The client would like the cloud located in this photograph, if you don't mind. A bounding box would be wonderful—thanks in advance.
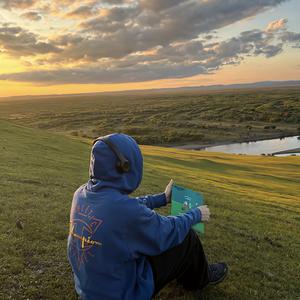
[281,31,300,47]
[46,0,287,65]
[0,63,207,84]
[0,23,61,56]
[64,5,98,19]
[79,6,140,33]
[0,26,294,84]
[20,11,42,21]
[0,0,299,85]
[139,0,187,11]
[0,0,38,10]
[266,18,287,32]
[101,0,131,4]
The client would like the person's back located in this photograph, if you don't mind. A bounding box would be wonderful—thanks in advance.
[69,186,157,300]
[68,133,228,300]
[68,134,152,299]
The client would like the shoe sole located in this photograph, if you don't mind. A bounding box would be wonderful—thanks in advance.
[208,263,229,285]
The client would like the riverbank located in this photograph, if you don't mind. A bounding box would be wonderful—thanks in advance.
[169,135,300,156]
[169,133,300,151]
[272,147,300,155]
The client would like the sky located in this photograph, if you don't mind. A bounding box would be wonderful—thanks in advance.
[0,0,299,97]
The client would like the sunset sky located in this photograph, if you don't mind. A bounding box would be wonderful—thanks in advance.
[0,0,299,97]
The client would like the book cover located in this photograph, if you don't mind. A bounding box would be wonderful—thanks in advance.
[171,184,205,234]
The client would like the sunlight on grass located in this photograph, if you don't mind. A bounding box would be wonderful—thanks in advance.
[0,120,299,299]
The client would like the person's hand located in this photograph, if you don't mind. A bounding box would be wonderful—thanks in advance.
[198,205,210,222]
[164,179,174,203]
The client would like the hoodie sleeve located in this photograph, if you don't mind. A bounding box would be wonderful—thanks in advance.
[135,193,167,209]
[124,199,202,257]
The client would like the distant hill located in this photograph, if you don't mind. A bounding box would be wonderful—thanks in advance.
[172,80,300,92]
[1,80,300,100]
[105,80,300,95]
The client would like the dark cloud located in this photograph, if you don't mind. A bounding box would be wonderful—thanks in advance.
[0,23,61,56]
[0,63,207,84]
[254,44,283,57]
[79,6,140,32]
[0,26,295,84]
[2,0,289,62]
[214,29,284,62]
[135,0,288,41]
[139,0,187,11]
[20,11,42,21]
[65,5,97,19]
[281,31,300,47]
[101,0,131,3]
[50,34,84,47]
[73,0,288,62]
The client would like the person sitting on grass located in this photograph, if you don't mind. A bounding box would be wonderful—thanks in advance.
[67,133,228,300]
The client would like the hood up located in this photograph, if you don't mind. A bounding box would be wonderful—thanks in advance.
[87,133,143,194]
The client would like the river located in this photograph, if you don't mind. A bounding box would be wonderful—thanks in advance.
[202,135,300,156]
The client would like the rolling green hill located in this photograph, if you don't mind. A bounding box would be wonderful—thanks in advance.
[0,119,299,299]
[0,88,299,146]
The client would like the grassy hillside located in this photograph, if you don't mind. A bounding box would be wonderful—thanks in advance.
[0,119,299,299]
[0,88,299,146]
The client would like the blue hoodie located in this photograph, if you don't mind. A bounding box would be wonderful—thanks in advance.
[67,134,201,300]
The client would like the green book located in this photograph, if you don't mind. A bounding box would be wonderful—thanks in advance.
[171,184,205,234]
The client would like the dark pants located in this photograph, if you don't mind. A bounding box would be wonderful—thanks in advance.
[148,229,210,296]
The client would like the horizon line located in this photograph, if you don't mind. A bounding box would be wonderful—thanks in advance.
[1,79,300,100]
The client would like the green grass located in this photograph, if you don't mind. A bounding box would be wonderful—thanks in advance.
[0,119,299,299]
[0,88,299,145]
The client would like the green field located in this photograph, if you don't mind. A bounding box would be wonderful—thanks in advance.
[0,88,299,146]
[1,119,299,299]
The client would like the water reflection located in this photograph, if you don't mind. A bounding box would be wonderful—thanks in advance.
[204,135,300,155]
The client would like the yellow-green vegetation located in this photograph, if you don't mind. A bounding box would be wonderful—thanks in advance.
[0,88,299,145]
[0,119,299,299]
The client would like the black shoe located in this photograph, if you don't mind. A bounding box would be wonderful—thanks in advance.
[208,262,228,285]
